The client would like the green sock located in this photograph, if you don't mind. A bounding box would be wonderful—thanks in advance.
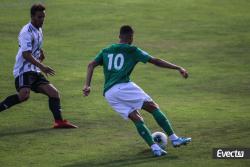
[134,121,154,146]
[151,108,174,136]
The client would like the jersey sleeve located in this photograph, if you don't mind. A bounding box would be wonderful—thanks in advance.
[94,50,104,65]
[19,31,33,52]
[134,48,152,63]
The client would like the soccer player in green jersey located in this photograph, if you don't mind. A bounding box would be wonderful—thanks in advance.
[83,25,191,157]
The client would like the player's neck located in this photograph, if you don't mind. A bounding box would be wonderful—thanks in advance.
[119,40,130,45]
[30,21,40,30]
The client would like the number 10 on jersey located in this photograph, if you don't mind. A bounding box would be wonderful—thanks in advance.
[107,53,124,70]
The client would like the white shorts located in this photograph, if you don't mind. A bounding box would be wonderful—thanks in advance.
[104,82,153,120]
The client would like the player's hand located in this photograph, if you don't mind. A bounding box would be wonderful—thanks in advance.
[83,86,91,96]
[178,67,188,79]
[40,65,55,76]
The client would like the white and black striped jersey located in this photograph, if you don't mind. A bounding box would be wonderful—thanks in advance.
[13,22,43,78]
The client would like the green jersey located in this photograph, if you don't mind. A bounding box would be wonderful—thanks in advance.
[94,43,152,95]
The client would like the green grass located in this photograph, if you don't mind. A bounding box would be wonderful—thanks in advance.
[0,0,250,166]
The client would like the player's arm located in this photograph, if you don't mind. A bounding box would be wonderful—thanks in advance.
[22,51,55,76]
[83,60,100,96]
[148,57,188,79]
[39,49,45,62]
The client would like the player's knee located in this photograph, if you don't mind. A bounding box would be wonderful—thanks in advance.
[54,89,60,98]
[151,101,159,109]
[131,117,144,122]
[49,88,60,98]
[18,92,30,102]
[129,111,144,122]
[143,101,159,112]
[134,115,144,122]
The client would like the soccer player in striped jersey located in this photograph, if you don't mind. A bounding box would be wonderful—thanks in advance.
[0,3,77,128]
[83,25,191,156]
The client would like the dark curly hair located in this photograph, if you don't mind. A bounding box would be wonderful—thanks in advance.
[120,25,134,35]
[30,3,45,16]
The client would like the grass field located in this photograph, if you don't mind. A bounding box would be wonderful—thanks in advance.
[0,0,250,166]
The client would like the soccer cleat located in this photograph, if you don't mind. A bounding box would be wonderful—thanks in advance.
[53,119,78,129]
[172,137,191,147]
[152,148,167,157]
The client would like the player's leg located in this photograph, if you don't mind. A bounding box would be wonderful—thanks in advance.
[0,73,33,112]
[37,83,62,120]
[142,101,176,138]
[142,101,191,147]
[0,88,30,112]
[36,83,77,128]
[128,110,167,156]
[129,110,154,146]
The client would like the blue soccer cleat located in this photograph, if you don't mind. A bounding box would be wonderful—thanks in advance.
[152,148,167,157]
[172,137,191,147]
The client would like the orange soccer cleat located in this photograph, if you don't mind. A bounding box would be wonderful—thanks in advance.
[53,119,78,129]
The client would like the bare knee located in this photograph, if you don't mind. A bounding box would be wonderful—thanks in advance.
[18,89,30,102]
[50,88,60,98]
[45,85,60,98]
[129,110,144,122]
[142,101,159,113]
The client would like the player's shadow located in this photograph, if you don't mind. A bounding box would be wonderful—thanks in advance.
[0,128,53,138]
[64,150,179,167]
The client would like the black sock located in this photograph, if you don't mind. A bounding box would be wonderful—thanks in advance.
[49,97,63,121]
[0,94,21,112]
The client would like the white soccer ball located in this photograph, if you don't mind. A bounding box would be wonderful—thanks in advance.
[152,131,168,149]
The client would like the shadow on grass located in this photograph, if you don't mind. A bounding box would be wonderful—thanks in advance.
[0,128,54,138]
[64,150,179,167]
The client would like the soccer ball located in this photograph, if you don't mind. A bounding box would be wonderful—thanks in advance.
[152,132,168,149]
